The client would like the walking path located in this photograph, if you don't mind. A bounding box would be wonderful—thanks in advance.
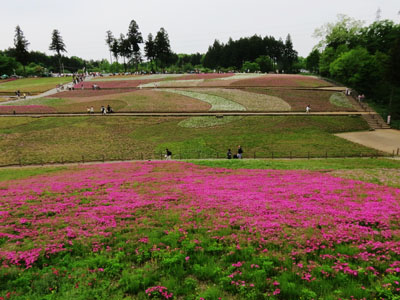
[336,129,400,154]
[0,111,375,117]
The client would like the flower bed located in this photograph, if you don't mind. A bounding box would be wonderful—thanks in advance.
[231,74,334,88]
[54,89,138,98]
[0,105,56,114]
[177,73,235,80]
[74,79,160,89]
[163,89,246,111]
[0,161,399,299]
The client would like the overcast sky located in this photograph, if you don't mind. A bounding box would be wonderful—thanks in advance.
[1,0,399,61]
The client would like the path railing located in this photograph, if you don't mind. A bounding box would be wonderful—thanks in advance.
[2,149,398,168]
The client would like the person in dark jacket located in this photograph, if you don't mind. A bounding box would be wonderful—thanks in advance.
[237,145,243,159]
[165,148,172,160]
[227,149,232,159]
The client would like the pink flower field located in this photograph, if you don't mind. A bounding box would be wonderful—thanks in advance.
[0,161,399,299]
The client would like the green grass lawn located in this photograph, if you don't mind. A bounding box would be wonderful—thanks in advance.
[0,166,65,181]
[0,115,377,166]
[189,157,400,170]
[0,77,72,94]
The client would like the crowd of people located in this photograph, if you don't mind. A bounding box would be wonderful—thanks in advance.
[72,74,85,85]
[14,90,26,99]
[227,145,243,159]
[86,105,114,114]
[163,146,244,160]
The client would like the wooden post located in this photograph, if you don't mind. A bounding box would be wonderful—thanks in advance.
[290,151,292,159]
[141,153,143,160]
[397,148,399,156]
[102,154,105,162]
[61,156,64,164]
[308,152,310,160]
[19,158,22,167]
[272,152,274,159]
[160,152,162,160]
[325,151,328,159]
[254,152,256,159]
[82,155,85,164]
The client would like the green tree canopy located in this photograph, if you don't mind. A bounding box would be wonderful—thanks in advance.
[13,25,29,73]
[105,30,115,64]
[306,49,320,73]
[154,28,173,68]
[49,29,67,73]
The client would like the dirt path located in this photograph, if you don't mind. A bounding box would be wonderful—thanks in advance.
[336,129,400,154]
[0,111,373,117]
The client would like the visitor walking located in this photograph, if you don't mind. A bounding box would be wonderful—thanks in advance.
[306,105,311,114]
[237,145,243,159]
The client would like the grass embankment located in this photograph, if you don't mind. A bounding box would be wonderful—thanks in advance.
[0,166,65,181]
[0,77,72,94]
[0,115,375,165]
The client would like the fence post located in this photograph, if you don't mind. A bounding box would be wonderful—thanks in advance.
[308,152,310,160]
[397,148,399,156]
[102,154,105,162]
[19,158,22,167]
[254,152,256,159]
[160,152,162,160]
[141,153,143,160]
[216,152,219,159]
[180,152,182,160]
[271,152,274,159]
[82,155,85,164]
[325,151,328,159]
[290,151,292,159]
[198,152,200,159]
[61,156,64,164]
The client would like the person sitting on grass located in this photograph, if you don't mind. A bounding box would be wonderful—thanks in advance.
[227,149,232,159]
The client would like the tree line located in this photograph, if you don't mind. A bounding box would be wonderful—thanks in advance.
[0,20,301,76]
[305,15,400,125]
[0,25,88,76]
[203,34,299,73]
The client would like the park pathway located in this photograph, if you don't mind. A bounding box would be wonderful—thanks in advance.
[0,111,375,117]
[336,129,400,155]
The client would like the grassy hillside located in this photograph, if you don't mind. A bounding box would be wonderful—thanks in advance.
[0,115,374,165]
[0,77,72,94]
